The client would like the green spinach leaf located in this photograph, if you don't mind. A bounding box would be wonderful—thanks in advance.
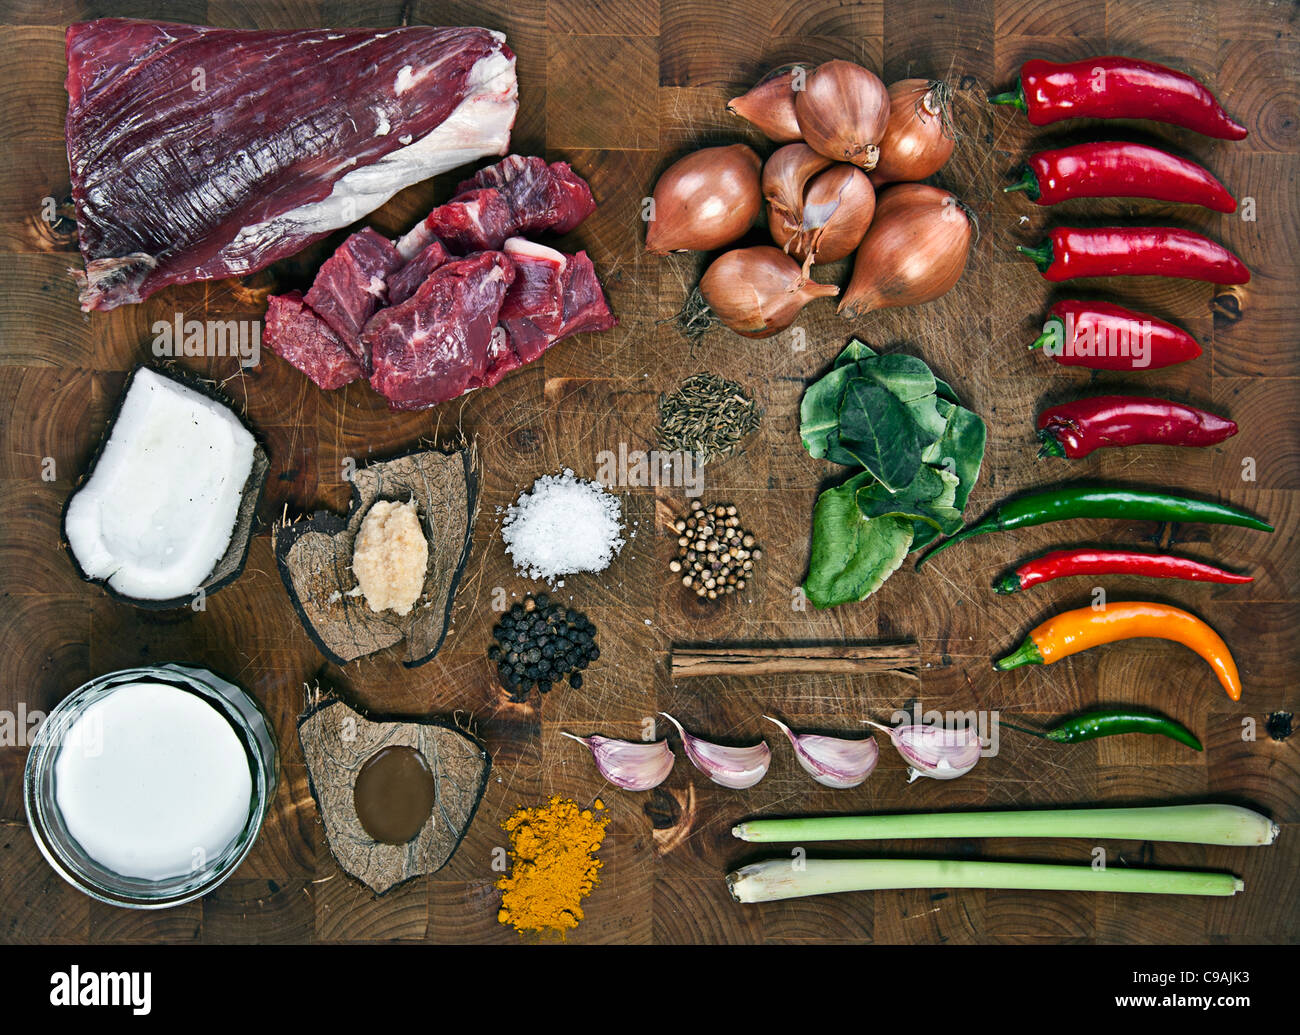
[800,364,853,460]
[798,341,987,605]
[921,401,987,512]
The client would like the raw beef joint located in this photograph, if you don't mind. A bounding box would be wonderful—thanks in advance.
[65,19,518,311]
[397,155,597,256]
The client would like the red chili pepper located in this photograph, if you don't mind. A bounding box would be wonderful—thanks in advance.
[1029,300,1202,371]
[994,549,1254,594]
[1036,395,1237,458]
[990,56,1247,140]
[1018,227,1250,284]
[1005,142,1236,212]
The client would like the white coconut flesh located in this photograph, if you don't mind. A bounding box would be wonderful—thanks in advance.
[64,368,256,601]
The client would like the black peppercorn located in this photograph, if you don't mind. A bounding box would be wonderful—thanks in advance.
[488,593,600,700]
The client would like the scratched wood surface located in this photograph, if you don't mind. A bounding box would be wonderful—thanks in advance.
[0,0,1297,945]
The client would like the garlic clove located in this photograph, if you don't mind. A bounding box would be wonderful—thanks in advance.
[659,713,771,790]
[766,716,878,789]
[866,721,982,782]
[561,732,675,791]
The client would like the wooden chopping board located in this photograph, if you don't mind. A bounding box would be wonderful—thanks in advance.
[0,0,1296,946]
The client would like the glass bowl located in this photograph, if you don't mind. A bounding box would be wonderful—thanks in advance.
[24,663,278,909]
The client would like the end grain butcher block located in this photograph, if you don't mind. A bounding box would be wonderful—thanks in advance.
[0,0,1295,950]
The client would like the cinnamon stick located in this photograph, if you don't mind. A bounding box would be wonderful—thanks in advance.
[670,642,920,679]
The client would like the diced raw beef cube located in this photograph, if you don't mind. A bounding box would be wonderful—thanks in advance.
[362,251,516,411]
[455,155,596,235]
[498,238,617,362]
[477,326,524,389]
[303,228,403,365]
[386,237,453,306]
[397,155,597,255]
[265,291,362,390]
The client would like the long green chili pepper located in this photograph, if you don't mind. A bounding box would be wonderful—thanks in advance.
[917,486,1272,568]
[1004,710,1203,751]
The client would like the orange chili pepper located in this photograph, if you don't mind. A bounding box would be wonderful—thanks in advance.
[994,601,1241,700]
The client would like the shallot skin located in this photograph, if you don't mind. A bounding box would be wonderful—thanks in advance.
[784,164,876,268]
[645,144,763,255]
[796,60,891,171]
[839,182,973,317]
[870,79,956,187]
[727,66,807,143]
[763,143,834,233]
[700,246,838,339]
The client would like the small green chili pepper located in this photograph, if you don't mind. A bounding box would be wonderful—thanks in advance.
[918,485,1272,568]
[1004,710,1203,752]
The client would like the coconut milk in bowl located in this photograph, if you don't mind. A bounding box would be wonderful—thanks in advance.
[24,664,278,908]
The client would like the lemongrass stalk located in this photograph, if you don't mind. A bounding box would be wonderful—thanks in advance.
[732,804,1279,847]
[726,858,1243,903]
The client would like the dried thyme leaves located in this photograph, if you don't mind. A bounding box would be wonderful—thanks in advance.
[656,373,761,465]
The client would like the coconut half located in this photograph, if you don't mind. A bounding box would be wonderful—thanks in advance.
[62,366,269,607]
[273,444,478,666]
[298,695,491,895]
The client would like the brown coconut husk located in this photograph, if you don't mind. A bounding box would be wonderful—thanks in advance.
[298,694,490,894]
[273,443,478,666]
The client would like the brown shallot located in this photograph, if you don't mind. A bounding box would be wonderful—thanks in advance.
[700,246,839,338]
[870,79,956,187]
[645,144,763,255]
[795,60,891,170]
[839,183,974,318]
[727,65,808,143]
[772,163,876,272]
[762,143,833,236]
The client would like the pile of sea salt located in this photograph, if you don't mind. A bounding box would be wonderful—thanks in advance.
[501,470,625,583]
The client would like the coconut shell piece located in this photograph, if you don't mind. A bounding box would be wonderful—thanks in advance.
[273,444,478,666]
[298,697,490,894]
[61,363,269,610]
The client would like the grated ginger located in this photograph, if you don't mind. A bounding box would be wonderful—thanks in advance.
[351,499,428,616]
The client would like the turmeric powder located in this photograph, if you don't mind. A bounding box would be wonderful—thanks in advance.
[496,796,609,935]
